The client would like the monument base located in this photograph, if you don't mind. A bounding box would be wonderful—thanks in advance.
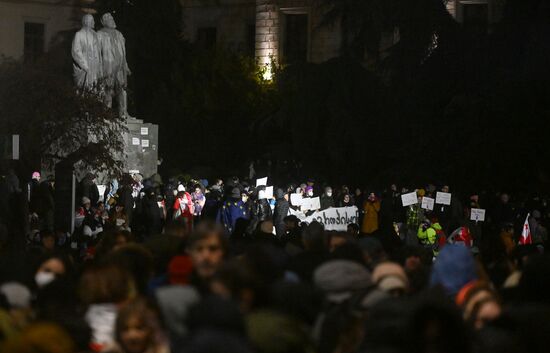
[123,118,159,178]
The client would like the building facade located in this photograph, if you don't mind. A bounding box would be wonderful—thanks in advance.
[0,0,505,65]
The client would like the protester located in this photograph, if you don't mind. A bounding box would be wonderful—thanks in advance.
[1,169,550,353]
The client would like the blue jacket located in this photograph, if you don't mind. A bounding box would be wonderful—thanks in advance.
[217,199,249,234]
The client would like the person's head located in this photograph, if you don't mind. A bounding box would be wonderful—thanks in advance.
[82,14,94,29]
[82,196,91,209]
[500,193,509,204]
[194,186,202,194]
[368,192,376,202]
[188,221,228,280]
[324,187,333,197]
[34,253,71,288]
[328,232,352,252]
[391,184,397,192]
[241,191,249,203]
[284,215,299,231]
[210,260,260,313]
[441,185,450,193]
[79,263,134,305]
[41,231,56,251]
[101,12,116,29]
[305,186,314,197]
[343,194,351,204]
[115,298,165,353]
[302,221,326,251]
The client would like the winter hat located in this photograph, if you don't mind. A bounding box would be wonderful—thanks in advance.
[0,282,32,309]
[177,184,186,192]
[230,187,241,199]
[168,255,193,285]
[372,262,408,287]
[314,260,372,303]
[32,171,41,180]
[430,244,477,297]
[305,186,314,194]
[81,196,91,205]
[275,188,285,200]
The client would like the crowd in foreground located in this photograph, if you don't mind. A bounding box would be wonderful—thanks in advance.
[0,170,549,353]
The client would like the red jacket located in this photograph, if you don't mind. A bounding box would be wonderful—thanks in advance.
[173,193,194,218]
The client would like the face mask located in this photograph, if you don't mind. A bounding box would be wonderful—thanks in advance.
[35,271,55,288]
[242,197,248,203]
[326,192,332,197]
[307,191,313,197]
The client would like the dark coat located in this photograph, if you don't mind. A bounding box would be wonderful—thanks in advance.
[247,199,272,235]
[273,199,290,237]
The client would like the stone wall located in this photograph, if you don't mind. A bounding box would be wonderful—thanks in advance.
[0,0,80,59]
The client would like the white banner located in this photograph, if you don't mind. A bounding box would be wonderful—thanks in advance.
[291,206,359,231]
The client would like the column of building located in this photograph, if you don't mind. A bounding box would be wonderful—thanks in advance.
[255,0,279,79]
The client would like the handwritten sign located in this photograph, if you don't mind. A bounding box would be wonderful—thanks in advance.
[290,193,303,206]
[256,177,268,187]
[470,208,486,222]
[401,192,418,207]
[132,137,140,146]
[421,197,435,211]
[436,192,452,205]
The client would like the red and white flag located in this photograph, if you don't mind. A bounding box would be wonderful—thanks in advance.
[519,213,532,245]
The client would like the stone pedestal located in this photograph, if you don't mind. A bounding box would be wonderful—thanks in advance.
[123,118,159,177]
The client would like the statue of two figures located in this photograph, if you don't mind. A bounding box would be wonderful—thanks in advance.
[71,13,133,119]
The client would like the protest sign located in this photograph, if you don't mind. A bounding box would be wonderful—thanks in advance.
[401,192,418,207]
[132,137,140,146]
[141,139,150,148]
[301,206,359,231]
[421,197,435,210]
[264,186,274,199]
[301,198,313,211]
[140,127,148,135]
[256,177,268,187]
[290,193,303,206]
[97,185,107,202]
[436,192,452,205]
[310,197,321,210]
[470,208,486,222]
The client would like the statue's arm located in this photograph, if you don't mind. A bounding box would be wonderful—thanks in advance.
[71,34,89,72]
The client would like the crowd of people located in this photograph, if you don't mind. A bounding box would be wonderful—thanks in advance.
[0,169,549,353]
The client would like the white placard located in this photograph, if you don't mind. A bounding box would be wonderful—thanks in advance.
[300,198,312,211]
[421,197,435,210]
[140,127,148,135]
[290,193,303,206]
[97,185,107,202]
[436,192,452,205]
[264,186,274,199]
[132,137,140,146]
[256,177,268,187]
[310,197,321,210]
[141,139,150,147]
[470,208,486,222]
[401,192,418,207]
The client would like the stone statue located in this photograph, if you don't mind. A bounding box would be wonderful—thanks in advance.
[98,13,132,118]
[72,14,102,91]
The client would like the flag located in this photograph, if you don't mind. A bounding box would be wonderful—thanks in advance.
[519,213,532,245]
